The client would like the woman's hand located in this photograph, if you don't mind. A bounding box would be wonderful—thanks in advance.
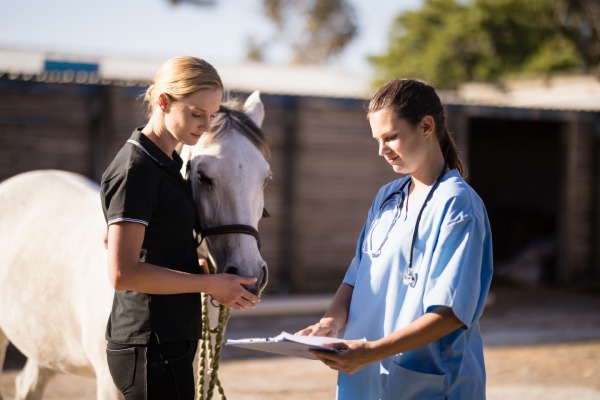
[207,274,261,311]
[310,306,464,374]
[310,340,375,375]
[296,284,353,338]
[296,317,340,338]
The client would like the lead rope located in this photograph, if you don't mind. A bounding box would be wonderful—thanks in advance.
[196,259,231,400]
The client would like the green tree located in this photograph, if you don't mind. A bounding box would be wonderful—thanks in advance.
[249,0,358,64]
[371,0,586,88]
[558,0,600,75]
[165,0,357,65]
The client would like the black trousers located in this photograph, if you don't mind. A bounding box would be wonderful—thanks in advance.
[107,336,198,400]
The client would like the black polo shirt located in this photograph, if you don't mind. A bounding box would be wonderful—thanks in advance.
[101,127,202,345]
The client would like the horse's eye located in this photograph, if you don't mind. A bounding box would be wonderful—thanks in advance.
[263,175,272,189]
[197,173,213,186]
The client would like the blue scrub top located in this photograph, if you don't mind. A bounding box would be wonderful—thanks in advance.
[340,169,493,400]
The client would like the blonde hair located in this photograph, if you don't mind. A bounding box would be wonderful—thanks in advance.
[144,56,223,116]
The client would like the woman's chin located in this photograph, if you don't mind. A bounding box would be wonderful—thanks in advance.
[185,134,202,146]
[392,165,408,174]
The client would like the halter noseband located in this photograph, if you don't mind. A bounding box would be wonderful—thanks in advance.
[198,224,261,249]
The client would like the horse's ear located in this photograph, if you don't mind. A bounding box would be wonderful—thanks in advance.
[243,90,265,128]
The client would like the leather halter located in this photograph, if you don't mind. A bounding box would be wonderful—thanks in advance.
[198,224,261,249]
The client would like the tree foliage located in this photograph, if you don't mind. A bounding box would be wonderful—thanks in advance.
[370,0,597,88]
[165,0,357,65]
[249,0,358,64]
[557,0,600,73]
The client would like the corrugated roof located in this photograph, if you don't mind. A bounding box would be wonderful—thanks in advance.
[0,48,374,99]
[1,48,599,112]
[452,78,600,113]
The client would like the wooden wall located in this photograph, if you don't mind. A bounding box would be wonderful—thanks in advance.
[0,80,146,182]
[268,96,397,292]
[0,78,396,293]
[1,77,598,292]
[560,118,597,283]
[252,95,397,293]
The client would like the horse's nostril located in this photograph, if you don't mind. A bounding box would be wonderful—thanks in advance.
[258,264,268,292]
[224,265,239,276]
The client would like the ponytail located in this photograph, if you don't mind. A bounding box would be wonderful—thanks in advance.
[439,128,467,178]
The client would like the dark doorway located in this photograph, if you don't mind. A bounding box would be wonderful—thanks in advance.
[468,117,562,285]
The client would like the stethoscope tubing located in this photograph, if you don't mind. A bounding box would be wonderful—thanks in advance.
[367,165,448,286]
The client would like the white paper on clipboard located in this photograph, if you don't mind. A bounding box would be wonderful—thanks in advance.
[226,331,345,360]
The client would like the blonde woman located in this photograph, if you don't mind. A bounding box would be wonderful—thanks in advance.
[101,56,260,400]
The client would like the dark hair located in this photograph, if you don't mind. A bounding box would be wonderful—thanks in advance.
[367,79,467,177]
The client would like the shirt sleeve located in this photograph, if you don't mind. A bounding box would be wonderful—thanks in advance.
[102,166,155,227]
[422,199,493,328]
[342,222,368,287]
[342,185,389,287]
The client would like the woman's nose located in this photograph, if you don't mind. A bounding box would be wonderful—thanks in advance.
[378,141,387,157]
[199,115,211,130]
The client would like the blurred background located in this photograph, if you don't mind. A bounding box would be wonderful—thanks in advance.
[1,0,599,398]
[2,0,600,293]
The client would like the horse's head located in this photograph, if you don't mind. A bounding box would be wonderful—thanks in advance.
[182,91,271,295]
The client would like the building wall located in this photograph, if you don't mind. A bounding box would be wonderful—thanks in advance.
[280,96,397,292]
[0,80,94,179]
[0,79,397,293]
[561,118,597,283]
[249,95,397,293]
[1,77,598,292]
[0,80,146,182]
[447,105,600,287]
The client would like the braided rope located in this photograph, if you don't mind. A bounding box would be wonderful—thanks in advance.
[208,305,230,399]
[197,293,231,400]
[197,293,210,399]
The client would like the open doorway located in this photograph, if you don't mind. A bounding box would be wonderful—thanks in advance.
[468,117,562,286]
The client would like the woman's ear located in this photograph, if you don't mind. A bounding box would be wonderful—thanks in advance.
[158,93,170,112]
[420,115,435,139]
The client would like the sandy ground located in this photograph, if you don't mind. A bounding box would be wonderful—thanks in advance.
[2,285,600,399]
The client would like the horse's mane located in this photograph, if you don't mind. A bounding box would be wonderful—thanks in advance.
[207,98,271,160]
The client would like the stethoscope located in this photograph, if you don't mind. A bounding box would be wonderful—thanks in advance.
[362,165,448,287]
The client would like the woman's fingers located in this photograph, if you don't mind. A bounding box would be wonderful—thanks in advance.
[295,325,316,335]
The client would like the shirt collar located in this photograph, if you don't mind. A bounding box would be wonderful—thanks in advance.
[128,127,183,169]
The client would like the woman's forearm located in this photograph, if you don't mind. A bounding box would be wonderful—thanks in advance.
[321,283,354,330]
[370,306,464,361]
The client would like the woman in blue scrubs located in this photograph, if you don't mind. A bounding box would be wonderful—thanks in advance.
[298,79,493,399]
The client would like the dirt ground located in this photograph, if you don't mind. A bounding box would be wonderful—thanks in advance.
[2,285,600,399]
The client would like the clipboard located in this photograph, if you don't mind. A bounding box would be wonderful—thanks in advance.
[226,331,344,360]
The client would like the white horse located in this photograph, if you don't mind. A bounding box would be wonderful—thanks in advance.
[0,91,271,400]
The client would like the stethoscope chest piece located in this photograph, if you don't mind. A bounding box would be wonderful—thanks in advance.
[403,270,417,287]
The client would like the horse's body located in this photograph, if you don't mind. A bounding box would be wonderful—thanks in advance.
[0,171,115,399]
[0,91,270,399]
